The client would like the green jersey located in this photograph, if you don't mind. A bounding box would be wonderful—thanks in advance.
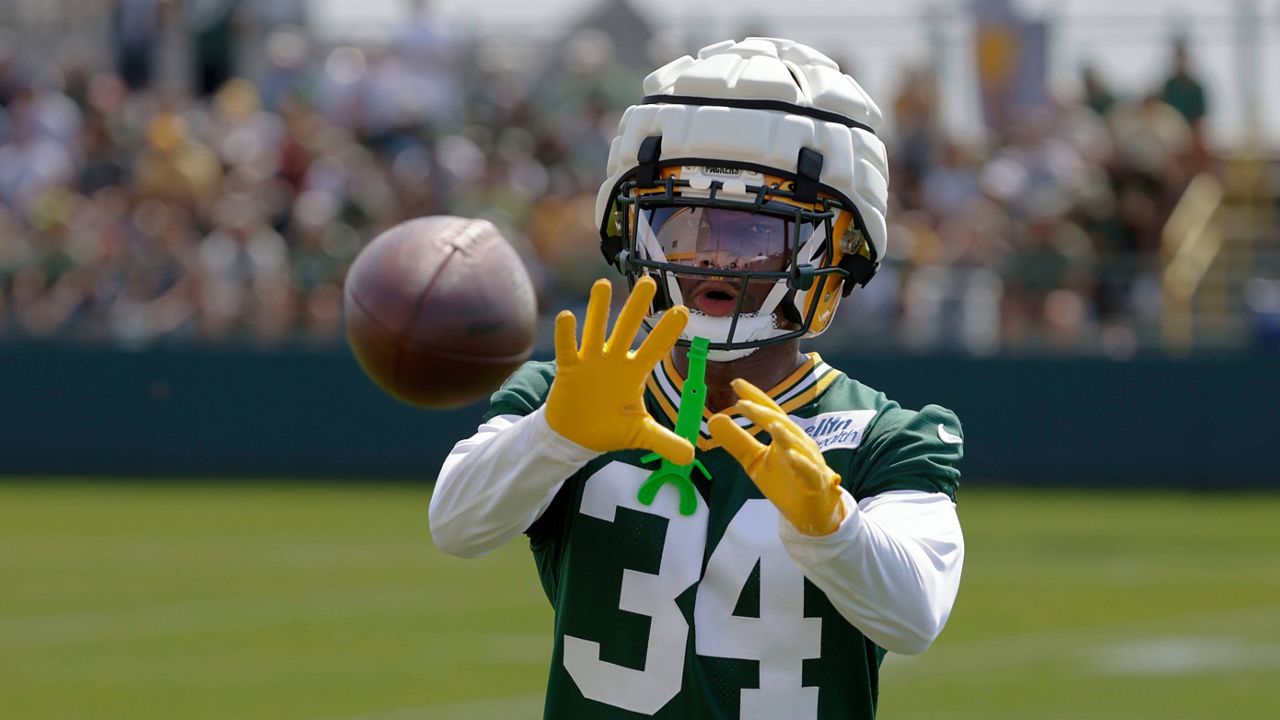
[484,352,962,719]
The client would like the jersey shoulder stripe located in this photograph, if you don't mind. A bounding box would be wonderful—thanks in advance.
[645,352,843,451]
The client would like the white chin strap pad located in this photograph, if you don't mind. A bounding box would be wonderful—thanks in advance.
[706,346,758,362]
[660,310,778,361]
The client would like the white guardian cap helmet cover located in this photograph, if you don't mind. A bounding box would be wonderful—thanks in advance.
[596,37,890,360]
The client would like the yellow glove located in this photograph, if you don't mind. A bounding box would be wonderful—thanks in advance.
[708,379,847,536]
[545,276,694,465]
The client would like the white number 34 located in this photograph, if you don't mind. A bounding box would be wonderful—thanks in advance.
[563,463,822,718]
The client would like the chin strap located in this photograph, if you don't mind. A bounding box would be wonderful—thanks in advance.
[678,308,782,361]
[706,346,759,362]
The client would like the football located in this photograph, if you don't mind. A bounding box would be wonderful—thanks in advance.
[343,216,538,408]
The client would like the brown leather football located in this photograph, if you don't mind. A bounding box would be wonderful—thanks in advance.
[344,216,537,408]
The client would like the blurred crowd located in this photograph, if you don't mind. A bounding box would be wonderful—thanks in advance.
[843,38,1213,356]
[0,3,1215,355]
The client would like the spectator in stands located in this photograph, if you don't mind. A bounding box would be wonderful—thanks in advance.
[133,112,222,209]
[1159,37,1211,171]
[0,88,76,211]
[1160,38,1207,129]
[0,20,1217,356]
[113,0,163,91]
[1081,63,1115,118]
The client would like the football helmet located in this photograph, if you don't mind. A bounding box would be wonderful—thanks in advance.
[596,37,890,360]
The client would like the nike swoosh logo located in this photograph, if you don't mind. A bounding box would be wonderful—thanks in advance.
[937,424,963,445]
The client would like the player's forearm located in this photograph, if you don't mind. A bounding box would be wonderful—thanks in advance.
[429,406,599,558]
[779,489,964,655]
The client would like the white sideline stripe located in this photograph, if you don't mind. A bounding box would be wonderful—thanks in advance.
[0,584,533,649]
[312,694,544,720]
[883,603,1280,677]
[1090,636,1280,676]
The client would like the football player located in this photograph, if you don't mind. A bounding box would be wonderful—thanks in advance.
[430,37,964,719]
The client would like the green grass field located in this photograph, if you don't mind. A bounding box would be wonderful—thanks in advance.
[2,482,1278,720]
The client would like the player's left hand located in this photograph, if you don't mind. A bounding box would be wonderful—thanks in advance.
[708,378,847,536]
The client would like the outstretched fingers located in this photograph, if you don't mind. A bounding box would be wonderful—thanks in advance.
[733,400,789,437]
[606,276,657,357]
[784,447,832,492]
[633,305,689,369]
[580,278,612,356]
[734,398,785,423]
[638,417,695,466]
[708,413,767,471]
[731,378,785,414]
[554,310,580,366]
[760,417,817,455]
[732,379,821,456]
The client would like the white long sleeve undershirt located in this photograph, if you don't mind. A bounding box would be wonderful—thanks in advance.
[780,489,964,654]
[429,407,597,559]
[428,408,964,654]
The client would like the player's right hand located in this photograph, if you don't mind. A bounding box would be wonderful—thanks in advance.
[545,276,694,465]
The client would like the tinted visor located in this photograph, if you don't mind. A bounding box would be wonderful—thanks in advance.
[642,206,816,273]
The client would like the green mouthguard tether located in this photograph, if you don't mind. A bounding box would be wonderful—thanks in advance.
[638,336,711,516]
